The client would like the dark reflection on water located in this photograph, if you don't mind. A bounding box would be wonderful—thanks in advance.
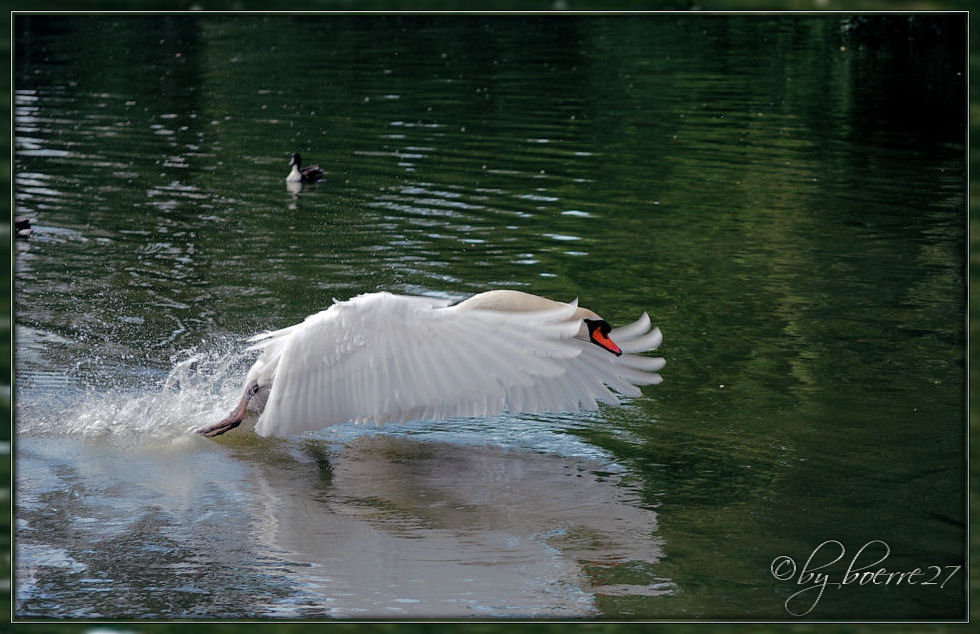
[14,14,964,619]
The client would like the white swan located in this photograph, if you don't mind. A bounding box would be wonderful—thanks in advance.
[196,290,665,438]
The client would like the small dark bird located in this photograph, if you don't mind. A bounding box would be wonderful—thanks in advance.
[286,153,325,183]
[15,216,32,240]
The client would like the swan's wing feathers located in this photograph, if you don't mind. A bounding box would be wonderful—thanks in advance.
[255,293,583,436]
[251,292,664,437]
[608,311,651,340]
[368,301,582,422]
[619,353,667,372]
[618,326,663,354]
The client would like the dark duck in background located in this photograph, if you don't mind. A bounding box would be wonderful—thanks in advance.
[286,153,325,183]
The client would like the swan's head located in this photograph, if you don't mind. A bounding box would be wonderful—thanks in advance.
[584,319,622,356]
[290,153,301,167]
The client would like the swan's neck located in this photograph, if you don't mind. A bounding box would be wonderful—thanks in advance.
[286,165,302,182]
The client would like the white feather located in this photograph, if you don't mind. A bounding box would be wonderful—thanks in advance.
[227,291,663,438]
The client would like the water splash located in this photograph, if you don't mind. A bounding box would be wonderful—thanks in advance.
[17,336,621,466]
[17,339,255,442]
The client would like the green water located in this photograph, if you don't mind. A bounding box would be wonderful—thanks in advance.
[13,14,965,619]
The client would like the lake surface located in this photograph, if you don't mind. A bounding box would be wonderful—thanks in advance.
[13,14,966,620]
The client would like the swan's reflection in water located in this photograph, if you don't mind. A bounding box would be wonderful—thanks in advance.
[16,429,669,618]
[236,435,668,617]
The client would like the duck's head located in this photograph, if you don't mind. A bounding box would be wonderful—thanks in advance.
[290,153,301,167]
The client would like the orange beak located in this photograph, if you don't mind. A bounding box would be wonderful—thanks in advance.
[592,329,622,356]
[586,319,622,356]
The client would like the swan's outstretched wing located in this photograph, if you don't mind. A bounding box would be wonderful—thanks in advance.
[248,292,664,437]
[250,292,576,436]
